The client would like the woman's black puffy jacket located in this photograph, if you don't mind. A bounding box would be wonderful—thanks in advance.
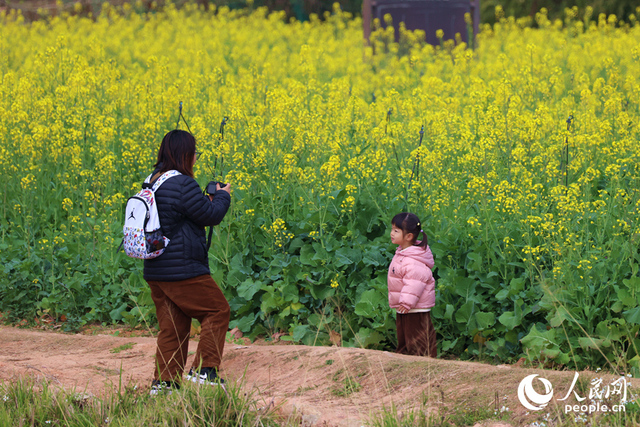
[143,174,231,281]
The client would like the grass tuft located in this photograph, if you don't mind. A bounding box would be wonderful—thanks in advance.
[110,342,135,353]
[0,375,299,426]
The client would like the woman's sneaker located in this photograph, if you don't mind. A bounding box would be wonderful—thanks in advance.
[185,367,225,386]
[149,380,179,396]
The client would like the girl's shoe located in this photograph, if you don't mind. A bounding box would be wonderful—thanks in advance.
[185,367,225,386]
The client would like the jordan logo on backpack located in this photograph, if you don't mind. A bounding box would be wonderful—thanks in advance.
[121,170,181,259]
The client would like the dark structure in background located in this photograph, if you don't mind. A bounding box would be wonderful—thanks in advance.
[3,0,636,28]
[363,0,480,46]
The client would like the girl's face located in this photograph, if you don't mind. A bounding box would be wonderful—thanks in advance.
[391,224,415,249]
[390,225,403,245]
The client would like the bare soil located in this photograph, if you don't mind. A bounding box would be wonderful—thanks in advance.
[0,325,635,426]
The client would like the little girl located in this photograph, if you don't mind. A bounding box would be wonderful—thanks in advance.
[388,212,437,357]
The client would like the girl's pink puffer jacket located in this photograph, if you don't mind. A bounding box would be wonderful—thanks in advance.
[387,245,435,311]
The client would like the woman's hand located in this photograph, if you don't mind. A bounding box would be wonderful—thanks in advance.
[217,182,231,194]
[208,182,232,200]
[397,306,410,314]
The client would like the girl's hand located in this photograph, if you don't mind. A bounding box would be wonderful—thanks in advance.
[397,306,409,314]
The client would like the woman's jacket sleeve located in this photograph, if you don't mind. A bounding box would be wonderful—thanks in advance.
[178,177,231,227]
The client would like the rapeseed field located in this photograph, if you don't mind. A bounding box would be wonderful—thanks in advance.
[1,3,640,372]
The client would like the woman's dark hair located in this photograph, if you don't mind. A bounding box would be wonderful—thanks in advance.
[154,130,196,178]
[391,212,428,248]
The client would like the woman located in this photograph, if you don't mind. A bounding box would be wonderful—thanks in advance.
[144,129,231,394]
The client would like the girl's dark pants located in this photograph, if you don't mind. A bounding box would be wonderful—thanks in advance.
[396,311,437,357]
[147,274,230,382]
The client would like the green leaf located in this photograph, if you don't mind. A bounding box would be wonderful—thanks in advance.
[444,304,454,321]
[109,302,128,321]
[521,326,557,351]
[237,278,262,300]
[312,243,330,262]
[475,312,495,330]
[355,289,386,318]
[231,313,256,333]
[549,307,569,328]
[495,288,509,301]
[289,237,304,253]
[596,320,623,342]
[335,247,361,268]
[308,283,335,300]
[281,283,299,302]
[623,276,640,294]
[260,287,279,314]
[293,324,311,342]
[578,337,604,350]
[623,306,640,325]
[484,338,506,354]
[354,327,384,348]
[618,289,636,309]
[455,301,474,324]
[441,338,458,352]
[466,252,482,271]
[505,330,518,345]
[509,277,525,295]
[227,269,247,287]
[454,276,477,299]
[611,300,623,313]
[229,252,252,275]
[300,245,317,266]
[307,313,325,327]
[362,248,387,267]
[542,347,561,359]
[556,352,571,365]
[498,311,520,330]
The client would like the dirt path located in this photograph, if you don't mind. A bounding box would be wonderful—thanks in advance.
[0,325,635,426]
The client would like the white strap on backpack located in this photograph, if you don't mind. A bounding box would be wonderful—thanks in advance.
[141,170,181,232]
[122,170,181,259]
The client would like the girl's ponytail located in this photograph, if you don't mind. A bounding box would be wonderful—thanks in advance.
[417,228,428,249]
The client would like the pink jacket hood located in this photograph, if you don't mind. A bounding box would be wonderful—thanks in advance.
[387,245,435,311]
[394,245,435,269]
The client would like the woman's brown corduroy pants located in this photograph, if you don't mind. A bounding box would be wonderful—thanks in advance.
[147,274,230,382]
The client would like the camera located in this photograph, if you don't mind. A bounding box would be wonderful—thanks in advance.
[206,181,227,195]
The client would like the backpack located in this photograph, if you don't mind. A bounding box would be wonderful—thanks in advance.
[122,170,182,259]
